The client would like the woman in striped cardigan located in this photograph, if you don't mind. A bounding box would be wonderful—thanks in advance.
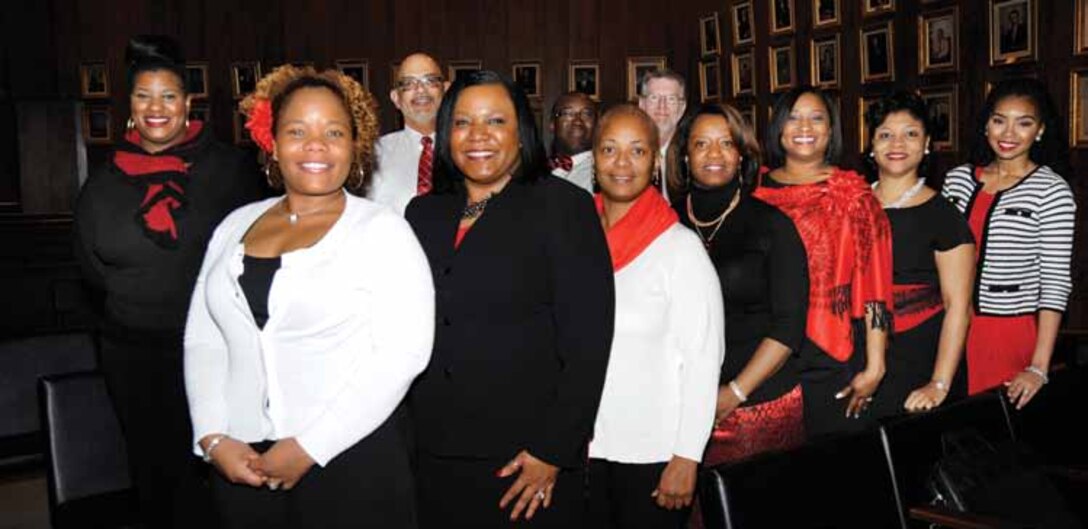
[942,78,1075,408]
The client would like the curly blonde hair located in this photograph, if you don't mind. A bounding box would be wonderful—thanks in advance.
[239,64,380,193]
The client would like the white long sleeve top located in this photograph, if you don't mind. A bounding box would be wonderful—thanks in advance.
[589,223,725,464]
[184,194,434,466]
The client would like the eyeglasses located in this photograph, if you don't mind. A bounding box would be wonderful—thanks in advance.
[642,93,684,107]
[395,75,444,92]
[554,108,595,121]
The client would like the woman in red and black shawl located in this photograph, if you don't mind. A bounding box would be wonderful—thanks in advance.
[73,35,263,528]
[753,86,893,437]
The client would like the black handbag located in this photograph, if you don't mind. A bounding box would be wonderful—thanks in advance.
[927,428,1080,528]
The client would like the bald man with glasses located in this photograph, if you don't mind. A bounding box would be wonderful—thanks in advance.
[368,53,450,214]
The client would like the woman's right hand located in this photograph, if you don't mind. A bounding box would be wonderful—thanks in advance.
[202,436,266,487]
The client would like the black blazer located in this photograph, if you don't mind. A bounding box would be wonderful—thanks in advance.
[405,175,615,468]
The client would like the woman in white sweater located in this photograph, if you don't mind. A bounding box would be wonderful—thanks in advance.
[587,104,724,528]
[184,65,433,528]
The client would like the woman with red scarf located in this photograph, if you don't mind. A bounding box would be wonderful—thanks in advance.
[587,104,724,528]
[753,86,893,437]
[73,35,262,527]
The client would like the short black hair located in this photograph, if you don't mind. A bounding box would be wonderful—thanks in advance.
[432,70,547,193]
[968,78,1071,178]
[862,90,932,181]
[125,35,186,93]
[762,85,842,170]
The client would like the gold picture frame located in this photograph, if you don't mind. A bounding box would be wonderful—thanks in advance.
[864,0,895,17]
[769,44,796,93]
[811,34,841,89]
[771,0,796,35]
[919,7,958,74]
[335,59,369,89]
[699,59,722,102]
[813,0,840,28]
[1077,0,1088,54]
[82,104,113,145]
[732,51,755,97]
[990,0,1036,65]
[80,62,110,98]
[185,62,209,98]
[448,60,482,83]
[861,22,895,82]
[738,102,758,138]
[230,61,262,99]
[733,1,755,46]
[858,96,880,151]
[1069,69,1088,146]
[700,13,722,56]
[920,85,959,151]
[627,56,667,101]
[512,61,542,98]
[569,60,600,100]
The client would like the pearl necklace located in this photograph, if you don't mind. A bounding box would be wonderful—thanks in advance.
[872,178,926,209]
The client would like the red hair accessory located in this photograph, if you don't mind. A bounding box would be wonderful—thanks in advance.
[245,98,275,153]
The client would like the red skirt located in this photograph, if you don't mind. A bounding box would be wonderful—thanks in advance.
[966,313,1036,395]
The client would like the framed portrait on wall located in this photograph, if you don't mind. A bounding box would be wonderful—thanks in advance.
[990,0,1036,65]
[700,13,722,56]
[699,60,722,102]
[448,60,482,83]
[919,8,958,74]
[861,22,895,82]
[569,61,600,100]
[82,104,113,145]
[864,0,895,17]
[336,59,369,89]
[80,62,109,98]
[769,44,795,93]
[512,62,542,98]
[185,63,209,98]
[231,61,262,99]
[920,86,958,151]
[813,0,840,28]
[1078,0,1088,54]
[738,103,757,137]
[1070,69,1088,146]
[733,1,755,46]
[771,0,795,35]
[626,56,667,101]
[732,51,755,97]
[811,34,840,89]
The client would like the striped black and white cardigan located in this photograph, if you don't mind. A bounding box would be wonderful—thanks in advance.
[942,164,1075,316]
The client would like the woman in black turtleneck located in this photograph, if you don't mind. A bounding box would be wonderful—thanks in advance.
[670,103,809,469]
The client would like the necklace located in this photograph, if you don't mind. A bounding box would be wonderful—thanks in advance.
[462,193,494,220]
[281,192,343,225]
[872,177,926,209]
[686,188,741,249]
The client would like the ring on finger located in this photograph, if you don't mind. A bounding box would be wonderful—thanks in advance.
[535,489,546,500]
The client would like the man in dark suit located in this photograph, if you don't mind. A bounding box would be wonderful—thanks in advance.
[1000,7,1028,53]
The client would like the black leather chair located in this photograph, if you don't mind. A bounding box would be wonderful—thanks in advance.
[38,371,140,529]
[699,428,903,529]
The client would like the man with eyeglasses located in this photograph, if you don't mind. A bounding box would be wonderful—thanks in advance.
[368,53,449,214]
[637,69,688,201]
[548,91,597,193]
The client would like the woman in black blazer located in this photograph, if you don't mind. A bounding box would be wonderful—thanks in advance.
[405,70,615,528]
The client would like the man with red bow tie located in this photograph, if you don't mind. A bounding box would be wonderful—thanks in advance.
[548,91,597,193]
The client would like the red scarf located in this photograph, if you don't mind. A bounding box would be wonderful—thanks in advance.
[113,122,204,248]
[753,168,893,361]
[594,187,679,272]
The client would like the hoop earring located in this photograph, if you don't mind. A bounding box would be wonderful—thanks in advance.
[264,163,276,188]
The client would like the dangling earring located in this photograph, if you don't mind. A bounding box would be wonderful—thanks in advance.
[264,163,275,188]
[126,118,135,131]
[1035,134,1043,142]
[868,151,875,158]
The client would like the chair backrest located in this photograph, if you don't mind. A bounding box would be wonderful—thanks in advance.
[38,371,132,519]
[879,390,1014,526]
[1006,366,1087,467]
[700,428,903,529]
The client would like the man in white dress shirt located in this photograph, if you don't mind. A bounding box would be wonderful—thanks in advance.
[368,53,448,214]
[637,69,687,201]
[548,91,597,193]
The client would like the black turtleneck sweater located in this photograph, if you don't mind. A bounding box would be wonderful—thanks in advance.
[674,185,809,405]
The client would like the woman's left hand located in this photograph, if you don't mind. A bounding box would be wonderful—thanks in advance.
[837,368,884,418]
[1004,370,1045,410]
[251,438,315,491]
[497,450,558,522]
[904,381,949,412]
[652,456,697,510]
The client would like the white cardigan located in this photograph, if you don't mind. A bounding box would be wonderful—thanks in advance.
[589,223,725,464]
[184,194,434,466]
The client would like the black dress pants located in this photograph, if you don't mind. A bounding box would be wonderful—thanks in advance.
[587,458,690,529]
[98,323,214,529]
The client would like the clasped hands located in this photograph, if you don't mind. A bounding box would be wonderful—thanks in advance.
[204,436,314,491]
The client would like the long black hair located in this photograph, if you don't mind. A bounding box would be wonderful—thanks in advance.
[763,85,843,170]
[432,70,547,193]
[125,35,186,93]
[968,78,1071,178]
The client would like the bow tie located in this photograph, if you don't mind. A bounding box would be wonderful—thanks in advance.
[549,154,573,172]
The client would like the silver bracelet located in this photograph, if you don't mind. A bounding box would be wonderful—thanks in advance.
[1024,366,1049,385]
[202,435,227,463]
[729,380,748,403]
[931,379,949,393]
